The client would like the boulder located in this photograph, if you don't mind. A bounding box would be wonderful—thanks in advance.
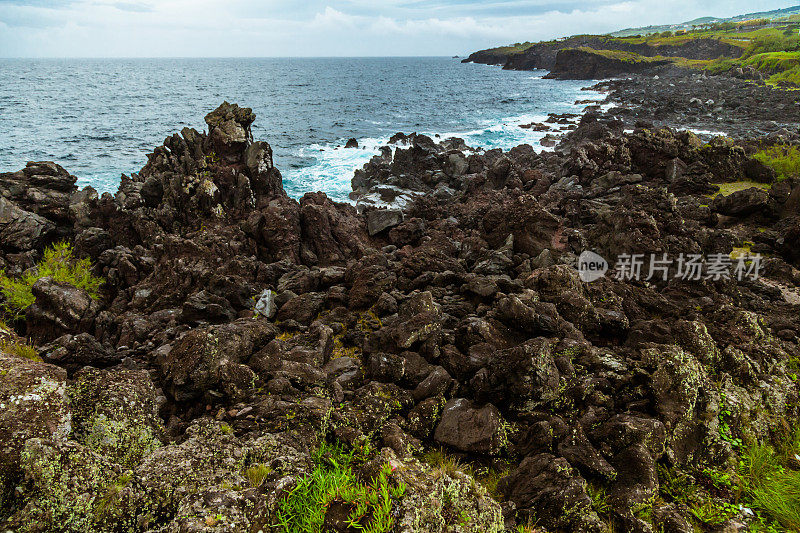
[380,449,505,533]
[180,289,236,325]
[783,185,800,217]
[159,319,277,402]
[391,291,442,349]
[40,333,120,373]
[276,292,326,325]
[0,353,71,484]
[0,161,77,226]
[204,101,255,163]
[499,453,604,532]
[26,277,99,343]
[712,187,774,217]
[487,337,561,411]
[366,208,403,236]
[68,367,163,468]
[5,438,133,532]
[0,196,55,251]
[254,288,278,319]
[433,398,505,455]
[244,141,284,198]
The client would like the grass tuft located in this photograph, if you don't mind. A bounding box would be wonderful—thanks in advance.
[739,437,800,530]
[0,242,103,319]
[0,338,40,362]
[274,443,406,533]
[753,145,800,181]
[245,463,272,488]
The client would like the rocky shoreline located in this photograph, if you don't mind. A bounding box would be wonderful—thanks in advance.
[0,75,799,533]
[591,70,800,139]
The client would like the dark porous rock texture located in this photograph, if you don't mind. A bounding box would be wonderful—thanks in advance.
[592,71,800,138]
[1,98,799,533]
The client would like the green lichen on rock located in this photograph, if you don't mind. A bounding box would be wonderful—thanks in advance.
[68,367,163,469]
[134,420,250,520]
[0,353,71,485]
[386,450,505,533]
[9,438,129,532]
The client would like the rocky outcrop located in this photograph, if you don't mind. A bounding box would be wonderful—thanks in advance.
[0,99,799,533]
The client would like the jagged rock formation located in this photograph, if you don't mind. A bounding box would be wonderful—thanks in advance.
[0,100,798,533]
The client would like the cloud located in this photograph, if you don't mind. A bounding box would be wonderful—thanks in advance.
[0,0,796,57]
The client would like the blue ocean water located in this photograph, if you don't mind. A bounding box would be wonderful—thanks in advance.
[0,58,599,202]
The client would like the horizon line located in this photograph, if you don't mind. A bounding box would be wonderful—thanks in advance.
[0,55,466,60]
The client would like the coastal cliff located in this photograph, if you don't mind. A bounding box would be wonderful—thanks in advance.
[463,16,800,82]
[464,36,740,72]
[542,48,673,80]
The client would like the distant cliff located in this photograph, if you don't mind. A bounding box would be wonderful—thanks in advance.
[463,36,741,73]
[542,48,673,80]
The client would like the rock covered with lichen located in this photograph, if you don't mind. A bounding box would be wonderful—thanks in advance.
[0,353,71,495]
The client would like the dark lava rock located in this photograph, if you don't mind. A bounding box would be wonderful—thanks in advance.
[26,277,99,342]
[366,208,404,236]
[433,398,504,455]
[712,187,775,218]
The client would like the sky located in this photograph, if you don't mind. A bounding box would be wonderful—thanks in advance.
[0,0,797,57]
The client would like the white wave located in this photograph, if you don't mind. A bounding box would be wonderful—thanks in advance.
[686,128,727,136]
[285,82,601,202]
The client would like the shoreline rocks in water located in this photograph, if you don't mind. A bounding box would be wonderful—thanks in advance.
[0,86,799,532]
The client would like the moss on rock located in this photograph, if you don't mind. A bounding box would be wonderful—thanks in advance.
[68,367,163,469]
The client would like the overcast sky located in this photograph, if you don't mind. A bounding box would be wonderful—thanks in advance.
[0,0,796,57]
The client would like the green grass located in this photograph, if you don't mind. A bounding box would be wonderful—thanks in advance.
[0,338,40,361]
[274,443,406,533]
[568,47,671,64]
[742,52,800,85]
[744,51,800,73]
[754,145,800,180]
[739,437,800,531]
[708,181,772,198]
[245,463,272,488]
[767,66,800,86]
[0,242,103,319]
[421,448,466,477]
[742,30,800,58]
[587,483,612,515]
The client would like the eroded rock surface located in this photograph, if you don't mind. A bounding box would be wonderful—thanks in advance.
[0,99,798,533]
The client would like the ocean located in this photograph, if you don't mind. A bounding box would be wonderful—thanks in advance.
[0,57,598,202]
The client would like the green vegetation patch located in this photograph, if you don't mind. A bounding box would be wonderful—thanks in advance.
[743,52,800,85]
[0,338,40,361]
[570,47,671,64]
[709,181,772,198]
[744,51,800,73]
[739,430,800,531]
[274,443,406,533]
[753,144,800,180]
[767,65,800,86]
[0,242,103,319]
